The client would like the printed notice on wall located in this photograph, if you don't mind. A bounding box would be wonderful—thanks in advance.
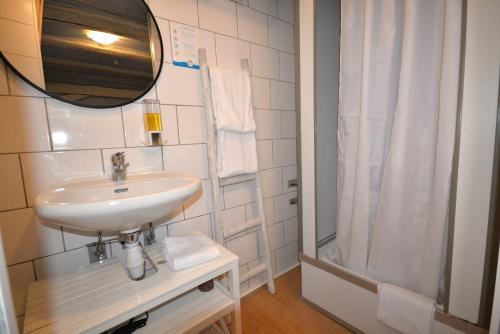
[170,22,199,70]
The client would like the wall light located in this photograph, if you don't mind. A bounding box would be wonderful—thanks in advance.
[87,30,119,45]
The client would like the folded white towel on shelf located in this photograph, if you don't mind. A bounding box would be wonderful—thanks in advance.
[377,283,436,334]
[217,131,258,178]
[161,233,221,271]
[209,66,256,132]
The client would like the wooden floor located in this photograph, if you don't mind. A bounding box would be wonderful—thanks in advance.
[240,266,352,334]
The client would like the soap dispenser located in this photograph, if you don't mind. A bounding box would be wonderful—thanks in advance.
[143,99,163,145]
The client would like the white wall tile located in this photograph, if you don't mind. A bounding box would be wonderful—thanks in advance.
[259,168,282,198]
[279,52,295,82]
[273,138,296,167]
[3,53,44,88]
[256,140,273,169]
[34,247,90,280]
[184,179,212,219]
[0,0,35,25]
[215,34,250,70]
[46,99,124,150]
[168,214,212,237]
[163,144,208,179]
[122,103,178,147]
[251,77,271,109]
[156,18,172,63]
[149,0,198,26]
[157,205,184,225]
[156,64,204,106]
[250,44,279,79]
[21,150,103,206]
[0,63,9,95]
[275,191,297,221]
[226,231,258,264]
[282,165,297,193]
[277,0,294,24]
[8,261,34,316]
[224,181,255,209]
[62,228,104,251]
[276,240,298,273]
[221,205,246,231]
[266,221,283,251]
[249,0,277,16]
[7,74,45,98]
[237,5,268,45]
[102,147,163,175]
[177,106,207,144]
[153,224,168,242]
[281,110,296,138]
[0,96,50,153]
[0,154,25,211]
[254,109,281,140]
[110,242,126,266]
[269,17,294,53]
[0,208,64,265]
[198,30,218,66]
[0,19,38,58]
[271,80,295,110]
[199,0,237,37]
[246,197,275,225]
[284,216,298,244]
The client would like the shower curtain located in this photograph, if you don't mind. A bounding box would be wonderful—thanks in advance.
[334,0,462,299]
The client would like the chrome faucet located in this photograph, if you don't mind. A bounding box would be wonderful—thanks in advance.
[111,152,129,181]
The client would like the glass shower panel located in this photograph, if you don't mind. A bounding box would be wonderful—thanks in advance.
[314,0,341,259]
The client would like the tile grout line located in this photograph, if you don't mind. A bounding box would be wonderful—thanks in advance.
[43,98,54,152]
[16,153,29,209]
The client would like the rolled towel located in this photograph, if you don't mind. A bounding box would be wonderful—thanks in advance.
[161,233,221,271]
[377,283,435,334]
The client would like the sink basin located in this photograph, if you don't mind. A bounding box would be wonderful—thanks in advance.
[34,172,201,233]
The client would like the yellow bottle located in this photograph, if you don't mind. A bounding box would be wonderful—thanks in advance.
[144,112,162,132]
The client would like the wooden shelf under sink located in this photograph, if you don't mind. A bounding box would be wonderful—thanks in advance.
[22,241,241,334]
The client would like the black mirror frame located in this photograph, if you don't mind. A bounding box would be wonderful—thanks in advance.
[0,0,164,109]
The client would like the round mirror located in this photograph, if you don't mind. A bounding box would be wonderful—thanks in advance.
[0,0,163,108]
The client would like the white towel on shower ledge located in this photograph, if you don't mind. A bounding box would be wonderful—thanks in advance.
[209,66,256,132]
[377,283,435,334]
[161,232,220,271]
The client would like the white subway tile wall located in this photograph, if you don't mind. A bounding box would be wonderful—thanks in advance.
[0,0,298,321]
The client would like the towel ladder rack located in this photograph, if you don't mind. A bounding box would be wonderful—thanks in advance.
[198,48,276,294]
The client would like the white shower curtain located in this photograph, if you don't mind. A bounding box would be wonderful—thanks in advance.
[335,0,462,299]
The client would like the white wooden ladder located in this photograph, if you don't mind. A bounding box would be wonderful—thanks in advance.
[198,48,276,294]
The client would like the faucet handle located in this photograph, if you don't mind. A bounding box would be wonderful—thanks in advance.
[111,152,126,166]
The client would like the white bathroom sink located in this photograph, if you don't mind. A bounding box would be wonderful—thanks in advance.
[34,172,201,233]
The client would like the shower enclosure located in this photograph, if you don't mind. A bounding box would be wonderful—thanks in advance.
[297,0,500,332]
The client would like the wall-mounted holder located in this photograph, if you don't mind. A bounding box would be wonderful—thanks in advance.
[143,99,166,145]
[87,232,107,263]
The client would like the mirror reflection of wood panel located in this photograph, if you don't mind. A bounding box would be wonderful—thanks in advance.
[40,0,156,107]
[0,0,163,108]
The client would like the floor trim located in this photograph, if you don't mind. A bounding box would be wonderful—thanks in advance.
[301,296,363,334]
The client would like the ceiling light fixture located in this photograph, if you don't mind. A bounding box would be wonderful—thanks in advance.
[87,30,119,45]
